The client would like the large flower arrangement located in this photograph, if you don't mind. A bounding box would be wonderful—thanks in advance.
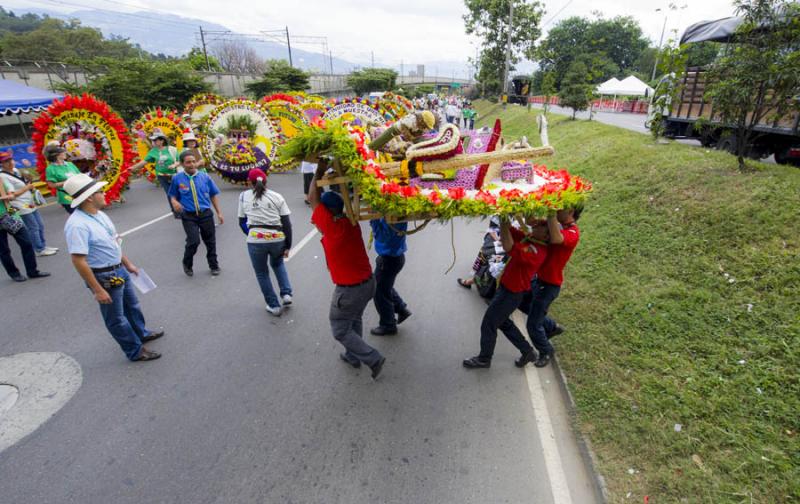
[279,120,591,220]
[379,92,414,119]
[322,97,393,126]
[183,93,223,123]
[131,107,186,183]
[31,94,135,204]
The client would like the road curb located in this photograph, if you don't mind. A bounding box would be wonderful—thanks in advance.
[552,355,610,503]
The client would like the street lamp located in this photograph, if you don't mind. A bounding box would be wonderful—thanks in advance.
[651,4,688,82]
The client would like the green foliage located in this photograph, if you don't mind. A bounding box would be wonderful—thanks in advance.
[463,0,544,96]
[215,115,258,138]
[405,84,435,98]
[558,61,593,119]
[0,7,44,35]
[244,59,311,97]
[704,0,800,171]
[57,59,211,121]
[684,41,721,68]
[347,68,398,96]
[185,47,222,72]
[473,99,800,503]
[540,71,557,113]
[648,40,689,139]
[0,16,141,61]
[538,15,649,88]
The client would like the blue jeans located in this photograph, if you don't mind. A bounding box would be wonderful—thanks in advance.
[247,241,292,308]
[20,211,47,252]
[525,279,560,356]
[93,267,154,361]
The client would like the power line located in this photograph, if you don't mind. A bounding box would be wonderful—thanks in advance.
[541,0,575,28]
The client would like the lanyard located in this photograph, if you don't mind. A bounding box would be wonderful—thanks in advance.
[188,173,201,215]
[79,210,119,242]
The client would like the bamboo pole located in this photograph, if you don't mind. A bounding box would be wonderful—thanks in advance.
[378,145,554,178]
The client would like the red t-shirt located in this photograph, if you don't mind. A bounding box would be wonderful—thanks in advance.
[538,224,580,286]
[311,205,372,286]
[500,228,548,293]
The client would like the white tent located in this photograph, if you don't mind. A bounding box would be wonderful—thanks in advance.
[596,77,621,95]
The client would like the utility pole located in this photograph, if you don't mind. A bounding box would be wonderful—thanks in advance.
[502,1,514,103]
[371,51,375,68]
[329,50,334,75]
[401,59,404,78]
[199,26,211,71]
[285,26,293,67]
[651,15,667,81]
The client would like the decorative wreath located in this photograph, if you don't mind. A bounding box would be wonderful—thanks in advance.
[259,93,301,106]
[322,97,392,127]
[31,94,135,204]
[279,120,591,220]
[130,108,187,183]
[202,98,280,184]
[183,93,224,124]
[263,102,310,173]
[300,101,329,123]
[379,92,415,120]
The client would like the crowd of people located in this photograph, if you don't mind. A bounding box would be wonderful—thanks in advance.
[0,109,580,378]
[412,95,477,130]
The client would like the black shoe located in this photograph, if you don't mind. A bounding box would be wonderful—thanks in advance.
[547,324,565,339]
[370,357,386,380]
[534,352,554,368]
[514,350,536,368]
[28,271,51,279]
[370,326,398,336]
[210,268,221,276]
[183,265,193,277]
[141,330,165,343]
[396,309,412,325]
[462,356,491,369]
[134,349,161,361]
[339,353,361,369]
[10,274,27,282]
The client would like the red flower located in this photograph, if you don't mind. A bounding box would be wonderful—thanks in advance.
[428,191,443,205]
[499,188,523,200]
[401,185,420,198]
[475,190,497,206]
[310,116,326,128]
[381,182,402,195]
[447,187,466,200]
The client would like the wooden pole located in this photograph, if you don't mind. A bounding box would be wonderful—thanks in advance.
[379,145,554,177]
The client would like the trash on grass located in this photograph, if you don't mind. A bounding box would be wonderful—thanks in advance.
[674,423,682,432]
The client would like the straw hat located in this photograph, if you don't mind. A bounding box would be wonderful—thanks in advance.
[148,128,168,141]
[64,173,107,208]
[182,132,198,142]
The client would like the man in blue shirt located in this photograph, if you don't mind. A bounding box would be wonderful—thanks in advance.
[369,218,412,336]
[64,173,163,362]
[169,151,224,276]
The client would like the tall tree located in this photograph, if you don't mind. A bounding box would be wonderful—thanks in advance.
[703,0,800,170]
[245,60,311,97]
[558,61,593,119]
[347,68,398,96]
[540,71,556,114]
[463,0,544,96]
[211,40,265,73]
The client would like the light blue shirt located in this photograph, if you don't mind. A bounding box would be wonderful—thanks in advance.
[65,210,123,268]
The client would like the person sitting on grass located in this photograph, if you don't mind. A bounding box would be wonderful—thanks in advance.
[463,216,549,370]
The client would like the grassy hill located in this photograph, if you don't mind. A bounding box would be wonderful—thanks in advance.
[473,101,799,502]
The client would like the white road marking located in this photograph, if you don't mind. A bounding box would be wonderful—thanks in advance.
[513,313,573,504]
[286,228,318,262]
[119,212,173,237]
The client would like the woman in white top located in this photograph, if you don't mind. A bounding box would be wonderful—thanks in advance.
[238,168,293,316]
[0,151,57,256]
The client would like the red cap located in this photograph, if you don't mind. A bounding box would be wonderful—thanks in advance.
[248,168,267,184]
[0,150,12,163]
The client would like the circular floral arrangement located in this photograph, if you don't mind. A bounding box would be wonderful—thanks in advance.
[31,94,135,203]
[322,98,391,126]
[202,99,279,184]
[379,92,414,120]
[280,120,591,220]
[300,101,329,123]
[264,102,310,173]
[131,107,186,183]
[259,93,301,106]
[183,93,224,124]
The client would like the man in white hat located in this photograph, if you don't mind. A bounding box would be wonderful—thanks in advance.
[64,173,164,362]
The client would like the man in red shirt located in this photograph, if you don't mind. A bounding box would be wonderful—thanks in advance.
[463,217,549,369]
[524,206,582,368]
[309,161,386,379]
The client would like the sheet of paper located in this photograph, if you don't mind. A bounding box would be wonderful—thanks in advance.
[130,269,157,294]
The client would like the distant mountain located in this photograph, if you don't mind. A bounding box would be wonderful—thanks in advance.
[15,7,358,73]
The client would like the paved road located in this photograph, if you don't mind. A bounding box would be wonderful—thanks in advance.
[0,173,599,503]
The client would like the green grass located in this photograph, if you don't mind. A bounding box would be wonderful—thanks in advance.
[474,101,800,503]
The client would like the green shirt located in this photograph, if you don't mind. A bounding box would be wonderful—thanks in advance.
[145,146,178,176]
[45,161,82,205]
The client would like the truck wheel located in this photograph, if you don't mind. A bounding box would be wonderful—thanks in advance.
[774,147,800,167]
[716,136,736,153]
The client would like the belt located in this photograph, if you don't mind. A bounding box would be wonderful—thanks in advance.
[91,263,122,274]
[249,224,282,230]
[337,274,373,288]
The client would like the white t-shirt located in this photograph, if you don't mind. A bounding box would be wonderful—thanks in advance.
[300,161,317,174]
[237,188,291,243]
[1,169,35,215]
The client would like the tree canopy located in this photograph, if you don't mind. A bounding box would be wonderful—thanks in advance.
[244,60,311,97]
[346,68,398,96]
[463,0,544,96]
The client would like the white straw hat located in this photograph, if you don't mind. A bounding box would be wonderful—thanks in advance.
[182,132,198,142]
[64,173,107,208]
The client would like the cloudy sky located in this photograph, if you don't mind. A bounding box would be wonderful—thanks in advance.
[9,0,738,66]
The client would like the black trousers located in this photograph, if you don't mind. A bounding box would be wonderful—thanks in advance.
[373,254,407,329]
[181,209,218,269]
[479,285,533,359]
[0,226,38,278]
[302,172,314,196]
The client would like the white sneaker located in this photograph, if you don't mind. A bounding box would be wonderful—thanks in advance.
[282,294,293,306]
[266,305,282,317]
[45,247,59,252]
[36,248,57,257]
